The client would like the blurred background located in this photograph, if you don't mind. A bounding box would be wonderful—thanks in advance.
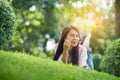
[3,0,120,72]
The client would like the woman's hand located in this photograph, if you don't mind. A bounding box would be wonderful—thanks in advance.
[63,39,71,53]
[61,39,71,63]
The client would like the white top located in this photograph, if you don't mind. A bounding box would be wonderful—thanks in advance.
[57,44,88,67]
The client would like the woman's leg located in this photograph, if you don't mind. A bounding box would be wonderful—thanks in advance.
[87,48,94,70]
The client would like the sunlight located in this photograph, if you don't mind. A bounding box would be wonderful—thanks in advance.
[72,17,96,33]
[71,1,88,8]
[46,39,55,51]
[25,21,30,26]
[55,3,64,8]
[87,12,94,20]
[29,5,36,11]
[96,7,100,12]
[71,1,82,8]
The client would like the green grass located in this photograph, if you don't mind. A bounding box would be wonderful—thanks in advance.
[0,50,120,80]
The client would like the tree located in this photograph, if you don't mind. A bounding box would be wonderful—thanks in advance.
[100,39,120,77]
[115,0,120,38]
[10,0,59,55]
[0,0,15,49]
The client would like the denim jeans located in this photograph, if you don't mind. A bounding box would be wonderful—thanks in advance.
[87,48,94,70]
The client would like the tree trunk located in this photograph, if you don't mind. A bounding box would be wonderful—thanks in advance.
[115,0,120,38]
[21,10,31,54]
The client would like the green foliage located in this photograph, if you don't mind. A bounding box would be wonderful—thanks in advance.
[0,50,120,80]
[32,47,47,58]
[12,0,57,10]
[100,39,120,77]
[0,0,15,49]
[10,0,60,54]
[93,53,102,71]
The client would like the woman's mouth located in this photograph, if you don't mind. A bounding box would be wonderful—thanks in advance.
[72,42,78,44]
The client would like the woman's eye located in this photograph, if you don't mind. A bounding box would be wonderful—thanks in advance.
[76,35,79,37]
[70,34,74,37]
[70,34,77,37]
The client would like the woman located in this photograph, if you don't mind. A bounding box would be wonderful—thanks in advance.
[53,25,87,68]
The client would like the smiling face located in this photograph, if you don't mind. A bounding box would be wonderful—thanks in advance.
[65,29,80,47]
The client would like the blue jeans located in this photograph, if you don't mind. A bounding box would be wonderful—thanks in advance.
[87,48,94,70]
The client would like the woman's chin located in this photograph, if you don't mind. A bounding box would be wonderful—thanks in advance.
[71,44,78,47]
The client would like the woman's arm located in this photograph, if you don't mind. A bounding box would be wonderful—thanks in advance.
[61,39,71,63]
[57,39,71,63]
[83,33,91,48]
[61,51,69,63]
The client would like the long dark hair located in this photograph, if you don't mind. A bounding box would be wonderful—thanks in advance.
[53,25,80,65]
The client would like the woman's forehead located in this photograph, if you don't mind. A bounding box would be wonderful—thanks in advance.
[68,29,79,34]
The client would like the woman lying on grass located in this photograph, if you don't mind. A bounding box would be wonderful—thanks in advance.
[53,25,87,68]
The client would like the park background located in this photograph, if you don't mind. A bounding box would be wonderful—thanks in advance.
[0,0,120,79]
